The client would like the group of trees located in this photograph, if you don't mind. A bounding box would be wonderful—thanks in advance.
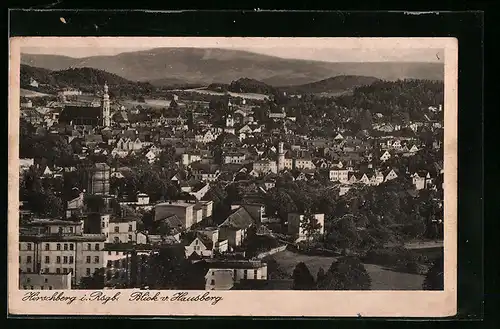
[263,178,443,254]
[19,168,65,219]
[292,257,372,290]
[335,79,444,123]
[20,119,74,167]
[110,168,181,203]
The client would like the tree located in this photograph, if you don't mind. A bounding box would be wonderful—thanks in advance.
[300,212,323,240]
[422,255,444,290]
[316,267,327,286]
[292,262,315,290]
[139,170,168,202]
[146,245,191,289]
[24,189,64,218]
[84,194,105,213]
[317,257,371,290]
[80,268,105,289]
[264,257,289,279]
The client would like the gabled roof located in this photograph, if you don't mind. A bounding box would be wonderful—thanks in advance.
[160,214,184,231]
[219,206,254,230]
[84,134,103,143]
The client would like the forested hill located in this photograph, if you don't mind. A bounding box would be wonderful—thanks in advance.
[279,75,382,94]
[20,64,154,93]
[334,79,444,120]
[208,78,278,95]
[207,75,383,96]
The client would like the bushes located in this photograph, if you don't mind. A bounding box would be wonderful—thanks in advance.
[363,247,428,274]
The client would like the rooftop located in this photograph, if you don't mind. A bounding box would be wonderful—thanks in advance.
[204,260,267,269]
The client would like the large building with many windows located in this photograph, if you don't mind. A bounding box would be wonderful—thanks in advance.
[19,219,106,287]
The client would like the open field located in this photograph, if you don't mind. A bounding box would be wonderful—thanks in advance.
[174,88,270,100]
[120,98,174,109]
[20,88,52,98]
[272,250,425,290]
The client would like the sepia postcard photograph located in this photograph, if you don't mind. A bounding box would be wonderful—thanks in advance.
[8,36,457,317]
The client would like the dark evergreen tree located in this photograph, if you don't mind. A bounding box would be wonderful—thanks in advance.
[292,262,315,290]
[317,257,371,290]
[422,255,444,290]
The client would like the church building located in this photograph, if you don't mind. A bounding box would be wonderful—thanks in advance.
[58,83,112,127]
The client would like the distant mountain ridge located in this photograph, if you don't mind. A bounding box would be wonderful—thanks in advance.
[21,48,444,86]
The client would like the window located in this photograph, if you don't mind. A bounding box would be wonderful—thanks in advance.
[44,278,48,283]
[210,279,215,285]
[102,222,105,228]
[243,269,248,279]
[69,256,74,264]
[128,235,132,241]
[49,286,53,290]
[94,256,99,264]
[69,227,74,233]
[41,286,44,290]
[56,268,61,274]
[69,268,73,274]
[115,251,119,255]
[69,244,74,251]
[233,269,237,278]
[27,243,32,251]
[86,256,91,263]
[128,225,133,232]
[86,268,91,276]
[63,256,68,264]
[30,286,34,290]
[195,240,198,245]
[95,243,100,251]
[114,226,119,233]
[27,268,31,273]
[63,268,68,274]
[45,256,50,263]
[26,256,32,263]
[108,251,111,255]
[87,243,91,250]
[254,270,258,280]
[64,243,68,251]
[45,243,50,251]
[56,243,61,251]
[56,256,61,264]
[45,267,49,273]
[23,286,27,289]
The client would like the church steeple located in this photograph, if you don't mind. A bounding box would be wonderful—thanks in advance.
[102,82,111,127]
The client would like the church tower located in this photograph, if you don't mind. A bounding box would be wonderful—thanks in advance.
[102,83,111,127]
[226,114,234,128]
[278,141,285,172]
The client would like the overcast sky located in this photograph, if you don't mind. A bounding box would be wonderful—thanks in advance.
[20,38,445,63]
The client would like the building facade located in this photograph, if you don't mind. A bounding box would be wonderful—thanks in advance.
[19,219,106,286]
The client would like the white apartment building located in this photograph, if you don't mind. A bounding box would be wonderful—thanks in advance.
[252,160,277,175]
[329,169,350,183]
[19,219,106,286]
[108,218,138,244]
[19,272,72,290]
[204,260,268,290]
